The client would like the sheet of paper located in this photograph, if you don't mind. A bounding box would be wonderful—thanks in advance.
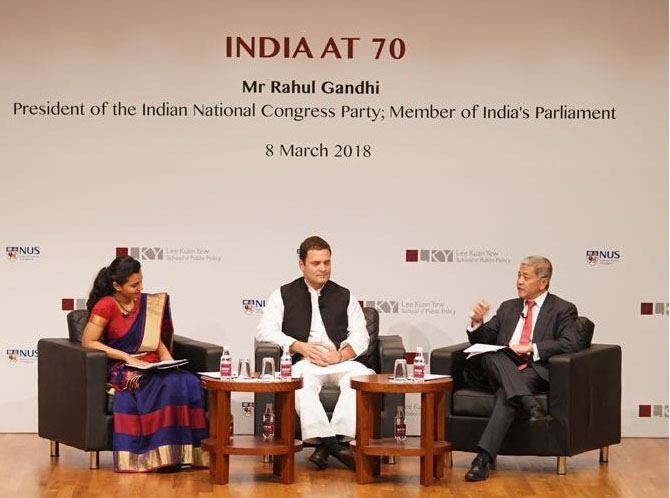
[463,343,506,359]
[125,359,188,370]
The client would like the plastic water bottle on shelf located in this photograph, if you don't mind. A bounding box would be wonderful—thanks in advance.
[220,345,232,380]
[413,346,425,382]
[280,344,292,380]
[229,413,234,440]
[262,403,275,440]
[394,406,407,442]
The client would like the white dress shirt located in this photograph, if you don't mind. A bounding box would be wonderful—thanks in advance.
[256,279,370,357]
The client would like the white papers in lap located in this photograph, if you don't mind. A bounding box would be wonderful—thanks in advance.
[463,344,506,359]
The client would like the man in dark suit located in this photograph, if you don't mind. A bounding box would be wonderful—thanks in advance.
[464,256,580,482]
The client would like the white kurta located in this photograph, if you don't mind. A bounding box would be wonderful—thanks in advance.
[256,279,373,442]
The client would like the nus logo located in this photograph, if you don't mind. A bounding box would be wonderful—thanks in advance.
[117,247,164,260]
[406,249,453,263]
[243,299,266,314]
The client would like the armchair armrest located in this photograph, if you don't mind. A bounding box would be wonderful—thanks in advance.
[254,340,282,373]
[548,344,622,454]
[172,335,222,373]
[378,335,406,373]
[430,342,469,388]
[38,338,109,450]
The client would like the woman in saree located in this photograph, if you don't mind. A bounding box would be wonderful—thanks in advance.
[82,255,208,472]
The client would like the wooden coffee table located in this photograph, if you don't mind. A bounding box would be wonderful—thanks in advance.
[201,375,303,484]
[350,374,452,486]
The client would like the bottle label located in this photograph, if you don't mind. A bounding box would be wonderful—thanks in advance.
[413,364,424,379]
[262,421,274,438]
[395,423,406,438]
[220,361,232,378]
[280,362,292,379]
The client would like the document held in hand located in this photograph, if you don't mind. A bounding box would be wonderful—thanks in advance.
[464,344,529,366]
[463,344,506,359]
[125,359,189,370]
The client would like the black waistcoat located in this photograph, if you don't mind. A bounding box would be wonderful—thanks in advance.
[280,278,350,360]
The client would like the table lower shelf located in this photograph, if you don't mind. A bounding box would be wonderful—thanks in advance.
[351,437,451,457]
[202,436,303,456]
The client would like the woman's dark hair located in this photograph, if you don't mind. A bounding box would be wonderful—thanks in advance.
[86,256,142,311]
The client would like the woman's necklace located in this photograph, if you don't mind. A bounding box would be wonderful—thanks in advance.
[113,295,136,317]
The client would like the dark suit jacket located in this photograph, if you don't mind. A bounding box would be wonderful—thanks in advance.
[467,293,580,382]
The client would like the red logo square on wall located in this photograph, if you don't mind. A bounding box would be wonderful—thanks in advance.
[640,303,653,315]
[61,299,74,311]
[406,250,418,262]
[639,405,652,417]
[116,247,129,257]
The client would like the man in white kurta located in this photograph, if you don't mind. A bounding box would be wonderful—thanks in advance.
[256,236,373,470]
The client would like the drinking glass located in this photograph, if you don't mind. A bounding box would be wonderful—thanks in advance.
[237,358,251,379]
[260,357,275,381]
[393,359,408,382]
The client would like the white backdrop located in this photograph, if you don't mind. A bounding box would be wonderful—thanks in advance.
[0,0,667,437]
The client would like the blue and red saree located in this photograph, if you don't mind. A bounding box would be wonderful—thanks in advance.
[105,293,208,472]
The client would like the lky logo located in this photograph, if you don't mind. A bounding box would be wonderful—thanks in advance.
[116,247,164,260]
[640,302,669,316]
[62,298,87,311]
[361,300,399,313]
[639,404,669,418]
[406,249,453,263]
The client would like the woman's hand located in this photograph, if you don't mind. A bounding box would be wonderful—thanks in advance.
[124,354,151,368]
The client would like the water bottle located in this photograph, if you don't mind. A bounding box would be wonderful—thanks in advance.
[413,346,425,381]
[220,345,232,380]
[280,344,292,380]
[229,413,234,440]
[262,403,275,440]
[394,406,407,442]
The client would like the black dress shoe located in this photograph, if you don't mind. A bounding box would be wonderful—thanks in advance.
[329,445,356,470]
[465,454,490,481]
[529,405,553,424]
[308,445,329,470]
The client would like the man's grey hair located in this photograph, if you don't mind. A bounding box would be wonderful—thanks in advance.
[521,256,553,287]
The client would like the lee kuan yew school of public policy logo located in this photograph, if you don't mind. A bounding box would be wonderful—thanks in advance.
[117,246,222,262]
[360,299,456,316]
[405,248,510,264]
[638,404,669,418]
[640,302,669,316]
[62,298,87,311]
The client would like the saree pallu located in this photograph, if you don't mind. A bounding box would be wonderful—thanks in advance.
[106,293,208,472]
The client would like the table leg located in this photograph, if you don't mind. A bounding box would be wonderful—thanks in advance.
[274,390,296,484]
[434,389,446,479]
[371,393,381,476]
[420,392,435,486]
[355,390,375,484]
[207,390,217,478]
[214,391,231,485]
